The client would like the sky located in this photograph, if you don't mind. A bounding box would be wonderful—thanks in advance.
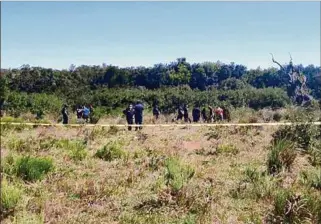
[1,1,320,70]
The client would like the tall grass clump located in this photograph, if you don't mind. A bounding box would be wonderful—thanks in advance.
[1,178,22,218]
[164,157,195,193]
[95,141,127,161]
[267,139,297,175]
[55,140,87,161]
[14,156,54,182]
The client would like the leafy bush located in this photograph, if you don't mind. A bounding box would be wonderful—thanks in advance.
[14,156,54,182]
[1,178,22,217]
[267,139,297,175]
[300,168,321,191]
[164,157,195,193]
[95,141,127,161]
[55,140,87,161]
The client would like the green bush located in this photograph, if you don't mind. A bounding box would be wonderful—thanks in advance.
[95,141,127,161]
[15,156,54,182]
[55,140,87,161]
[267,139,297,175]
[164,157,195,193]
[1,178,22,217]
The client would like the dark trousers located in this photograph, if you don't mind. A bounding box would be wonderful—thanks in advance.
[127,119,134,131]
[135,116,143,130]
[63,115,68,124]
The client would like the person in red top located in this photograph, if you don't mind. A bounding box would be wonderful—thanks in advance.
[215,107,224,121]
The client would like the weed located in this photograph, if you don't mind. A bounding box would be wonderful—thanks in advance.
[55,140,87,161]
[216,144,239,155]
[0,178,22,218]
[95,141,127,161]
[15,156,54,182]
[273,112,282,122]
[108,125,119,135]
[300,169,321,191]
[267,139,297,175]
[266,189,315,224]
[164,157,195,193]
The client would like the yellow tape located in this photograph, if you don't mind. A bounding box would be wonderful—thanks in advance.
[1,121,321,127]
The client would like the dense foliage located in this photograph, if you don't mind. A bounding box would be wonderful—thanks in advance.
[1,58,320,116]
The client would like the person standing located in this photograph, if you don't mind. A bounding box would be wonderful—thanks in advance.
[183,104,191,123]
[153,105,160,120]
[123,104,135,131]
[61,104,69,124]
[134,101,144,131]
[82,105,90,123]
[192,106,201,122]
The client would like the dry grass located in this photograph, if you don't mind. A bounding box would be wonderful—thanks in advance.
[1,112,320,223]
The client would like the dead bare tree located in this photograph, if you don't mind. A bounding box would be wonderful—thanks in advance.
[270,53,313,106]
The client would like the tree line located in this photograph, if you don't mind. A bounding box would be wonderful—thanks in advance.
[1,57,320,118]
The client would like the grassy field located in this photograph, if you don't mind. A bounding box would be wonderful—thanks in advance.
[1,108,321,224]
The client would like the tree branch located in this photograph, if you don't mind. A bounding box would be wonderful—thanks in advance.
[270,53,284,71]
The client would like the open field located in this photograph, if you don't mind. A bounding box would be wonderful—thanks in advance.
[1,114,321,223]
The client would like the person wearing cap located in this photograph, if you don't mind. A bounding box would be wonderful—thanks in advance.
[61,104,69,124]
[123,104,135,131]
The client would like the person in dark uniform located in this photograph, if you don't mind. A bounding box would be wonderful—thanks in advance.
[183,104,191,123]
[123,104,135,131]
[176,106,184,121]
[61,104,69,124]
[134,101,144,131]
[153,105,160,120]
[201,107,207,123]
[208,106,214,123]
[192,106,201,122]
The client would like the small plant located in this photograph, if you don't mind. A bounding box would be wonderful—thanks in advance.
[108,126,119,135]
[8,138,33,152]
[273,112,282,122]
[164,157,195,193]
[300,169,321,191]
[266,189,317,224]
[54,140,87,161]
[1,178,22,218]
[216,144,239,155]
[14,156,54,182]
[95,141,127,161]
[267,139,297,175]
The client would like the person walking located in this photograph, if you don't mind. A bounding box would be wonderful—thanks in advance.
[123,104,135,131]
[134,101,144,131]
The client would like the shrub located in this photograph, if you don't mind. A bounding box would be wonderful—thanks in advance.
[164,157,195,193]
[1,178,22,217]
[95,141,127,161]
[267,190,321,223]
[54,140,87,161]
[300,169,321,191]
[267,139,297,175]
[216,144,239,155]
[273,112,282,122]
[15,156,54,182]
[272,124,320,151]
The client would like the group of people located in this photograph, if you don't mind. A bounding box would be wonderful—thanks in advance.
[123,101,145,131]
[175,104,230,123]
[61,104,94,124]
[61,101,230,128]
